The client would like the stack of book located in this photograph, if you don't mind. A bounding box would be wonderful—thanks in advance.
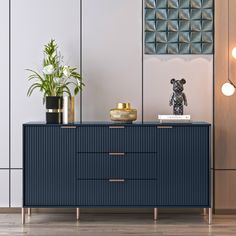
[158,115,191,123]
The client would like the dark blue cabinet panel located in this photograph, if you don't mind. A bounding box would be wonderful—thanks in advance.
[23,126,76,206]
[76,126,158,153]
[23,123,210,209]
[76,153,159,179]
[76,180,158,206]
[76,126,109,153]
[157,126,210,207]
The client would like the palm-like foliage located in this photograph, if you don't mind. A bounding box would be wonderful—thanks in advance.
[26,39,84,103]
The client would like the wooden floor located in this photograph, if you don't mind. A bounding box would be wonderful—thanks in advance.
[0,213,236,236]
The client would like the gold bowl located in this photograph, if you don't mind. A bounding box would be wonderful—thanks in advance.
[110,103,137,123]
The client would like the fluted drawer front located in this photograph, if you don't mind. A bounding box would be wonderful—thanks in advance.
[76,125,157,153]
[76,180,158,206]
[158,126,210,206]
[23,126,76,206]
[76,153,158,179]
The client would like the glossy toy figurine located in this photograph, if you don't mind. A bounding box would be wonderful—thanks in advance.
[169,78,188,115]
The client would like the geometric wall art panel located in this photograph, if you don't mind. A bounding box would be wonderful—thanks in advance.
[145,0,214,54]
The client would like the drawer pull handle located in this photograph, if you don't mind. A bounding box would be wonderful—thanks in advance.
[61,126,77,129]
[109,126,125,129]
[109,152,125,156]
[157,126,173,129]
[109,179,125,183]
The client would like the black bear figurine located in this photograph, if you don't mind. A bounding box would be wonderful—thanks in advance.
[169,78,188,115]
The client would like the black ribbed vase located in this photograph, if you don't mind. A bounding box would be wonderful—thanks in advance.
[46,96,63,124]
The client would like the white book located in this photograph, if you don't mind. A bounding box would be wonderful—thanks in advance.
[158,115,191,123]
[158,115,191,120]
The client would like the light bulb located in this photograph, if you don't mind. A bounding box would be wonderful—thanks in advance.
[232,47,236,59]
[222,82,235,96]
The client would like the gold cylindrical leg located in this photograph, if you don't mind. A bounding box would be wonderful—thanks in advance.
[28,208,31,216]
[21,208,25,224]
[208,208,212,225]
[76,208,80,220]
[154,208,158,221]
[203,208,207,216]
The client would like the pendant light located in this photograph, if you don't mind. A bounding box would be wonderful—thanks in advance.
[221,0,236,96]
[232,47,236,59]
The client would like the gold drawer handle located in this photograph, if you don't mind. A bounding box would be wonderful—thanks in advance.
[109,179,125,183]
[61,126,76,129]
[109,126,125,129]
[109,153,125,156]
[157,126,173,129]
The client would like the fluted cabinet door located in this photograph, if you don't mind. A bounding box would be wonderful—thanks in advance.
[11,0,81,168]
[82,0,142,121]
[157,126,210,207]
[23,126,76,206]
[0,0,9,168]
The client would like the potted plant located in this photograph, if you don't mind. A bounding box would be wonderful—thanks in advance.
[26,39,84,124]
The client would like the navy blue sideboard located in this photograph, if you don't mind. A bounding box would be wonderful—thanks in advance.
[22,122,211,223]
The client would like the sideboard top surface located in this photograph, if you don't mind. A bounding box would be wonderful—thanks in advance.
[23,121,211,127]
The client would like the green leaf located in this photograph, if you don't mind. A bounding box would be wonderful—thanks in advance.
[74,86,79,95]
[27,83,42,96]
[26,69,44,82]
[26,39,85,98]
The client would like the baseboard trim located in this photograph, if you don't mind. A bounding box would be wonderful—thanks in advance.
[215,209,236,214]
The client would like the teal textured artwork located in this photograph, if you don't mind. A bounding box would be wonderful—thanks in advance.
[145,0,214,54]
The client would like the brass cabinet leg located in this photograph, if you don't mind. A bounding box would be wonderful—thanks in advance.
[208,208,212,225]
[203,208,207,216]
[28,208,31,216]
[21,208,25,224]
[76,208,80,220]
[154,208,158,221]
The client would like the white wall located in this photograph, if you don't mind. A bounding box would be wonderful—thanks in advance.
[11,170,22,207]
[0,171,9,207]
[0,0,9,207]
[0,0,213,207]
[11,0,81,169]
[82,0,142,121]
[9,0,81,206]
[0,0,9,169]
[144,55,213,122]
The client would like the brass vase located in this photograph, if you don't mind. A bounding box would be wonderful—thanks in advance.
[63,96,75,124]
[110,103,137,123]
